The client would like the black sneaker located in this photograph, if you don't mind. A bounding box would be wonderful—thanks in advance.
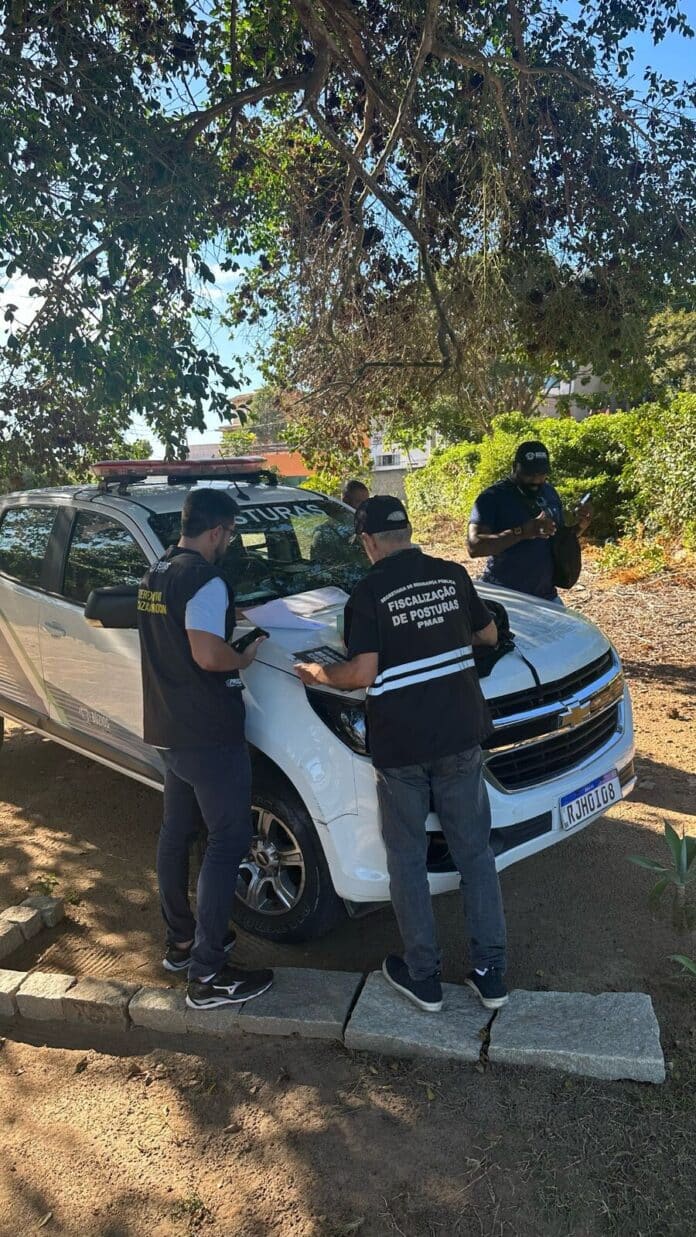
[465,967,509,1010]
[382,954,443,1012]
[186,964,273,1009]
[163,930,236,973]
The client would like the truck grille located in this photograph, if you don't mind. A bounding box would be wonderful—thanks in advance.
[486,703,620,790]
[487,650,614,722]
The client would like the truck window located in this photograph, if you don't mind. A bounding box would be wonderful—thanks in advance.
[63,511,149,605]
[0,506,57,588]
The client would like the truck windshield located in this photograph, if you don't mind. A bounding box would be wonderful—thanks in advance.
[149,497,369,604]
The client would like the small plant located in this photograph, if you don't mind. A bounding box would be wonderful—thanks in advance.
[29,873,60,896]
[670,954,696,977]
[629,820,696,931]
[172,1193,211,1226]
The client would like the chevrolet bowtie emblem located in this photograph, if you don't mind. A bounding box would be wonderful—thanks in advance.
[559,701,592,729]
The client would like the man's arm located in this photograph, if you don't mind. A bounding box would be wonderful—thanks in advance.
[188,630,264,672]
[295,652,378,691]
[467,514,556,558]
[472,618,497,647]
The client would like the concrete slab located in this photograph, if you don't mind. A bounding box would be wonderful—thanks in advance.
[239,967,363,1041]
[184,1003,246,1038]
[0,968,27,1017]
[488,990,665,1083]
[0,920,23,961]
[1,905,44,940]
[344,970,486,1062]
[21,895,65,928]
[63,977,139,1031]
[17,971,76,1020]
[129,986,187,1035]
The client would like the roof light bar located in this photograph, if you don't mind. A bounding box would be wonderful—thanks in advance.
[93,457,267,479]
[92,457,278,493]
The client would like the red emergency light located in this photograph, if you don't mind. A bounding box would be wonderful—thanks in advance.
[92,457,277,491]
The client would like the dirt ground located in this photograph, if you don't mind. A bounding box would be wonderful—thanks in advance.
[0,551,694,1236]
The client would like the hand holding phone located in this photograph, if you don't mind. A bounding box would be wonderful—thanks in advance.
[230,626,269,654]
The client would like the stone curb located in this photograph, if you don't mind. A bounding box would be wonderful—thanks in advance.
[344,970,485,1062]
[488,989,666,1083]
[0,955,666,1083]
[0,894,64,963]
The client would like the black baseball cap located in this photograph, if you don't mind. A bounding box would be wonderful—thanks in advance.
[514,440,551,472]
[353,495,410,538]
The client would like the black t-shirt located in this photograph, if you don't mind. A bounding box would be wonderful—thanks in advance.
[344,547,493,768]
[470,477,564,600]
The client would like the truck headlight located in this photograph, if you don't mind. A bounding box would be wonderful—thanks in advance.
[305,688,368,756]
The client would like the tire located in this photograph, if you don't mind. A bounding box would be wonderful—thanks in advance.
[231,777,345,943]
[194,773,346,944]
[0,716,3,751]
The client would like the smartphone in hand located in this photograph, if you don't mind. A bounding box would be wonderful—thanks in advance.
[230,626,269,654]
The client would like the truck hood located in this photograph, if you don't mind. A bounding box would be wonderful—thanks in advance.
[248,582,612,701]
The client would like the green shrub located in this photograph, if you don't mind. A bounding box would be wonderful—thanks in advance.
[405,442,480,522]
[405,397,696,547]
[596,536,667,578]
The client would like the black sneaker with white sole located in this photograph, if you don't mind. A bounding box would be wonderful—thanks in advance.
[186,964,273,1009]
[163,930,236,973]
[382,954,443,1012]
[465,967,508,1010]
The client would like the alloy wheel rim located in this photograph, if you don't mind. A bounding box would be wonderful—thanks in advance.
[236,806,306,916]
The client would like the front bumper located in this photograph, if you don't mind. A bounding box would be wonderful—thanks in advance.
[321,685,636,903]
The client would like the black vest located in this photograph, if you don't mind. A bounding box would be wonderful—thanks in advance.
[137,546,245,749]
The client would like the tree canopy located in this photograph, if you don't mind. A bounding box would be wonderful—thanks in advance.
[1,0,695,478]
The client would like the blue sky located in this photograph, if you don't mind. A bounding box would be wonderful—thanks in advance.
[131,13,696,449]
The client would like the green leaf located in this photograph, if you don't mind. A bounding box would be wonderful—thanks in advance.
[684,835,696,871]
[648,876,670,908]
[628,855,669,873]
[664,821,684,875]
[669,954,696,977]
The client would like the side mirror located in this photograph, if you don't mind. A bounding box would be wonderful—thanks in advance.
[84,585,138,629]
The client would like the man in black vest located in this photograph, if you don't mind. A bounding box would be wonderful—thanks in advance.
[296,496,508,1013]
[138,487,273,1009]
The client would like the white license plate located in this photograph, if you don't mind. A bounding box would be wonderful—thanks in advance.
[559,769,621,830]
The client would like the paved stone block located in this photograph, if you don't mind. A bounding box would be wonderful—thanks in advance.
[0,968,27,1017]
[0,920,24,962]
[344,970,486,1062]
[63,977,139,1031]
[488,990,665,1083]
[239,967,363,1041]
[1,905,44,940]
[21,895,65,928]
[129,986,187,1035]
[17,971,76,1020]
[184,1003,246,1038]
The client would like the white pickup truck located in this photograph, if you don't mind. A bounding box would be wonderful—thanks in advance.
[0,461,635,942]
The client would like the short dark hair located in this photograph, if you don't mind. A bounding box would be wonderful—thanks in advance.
[181,487,239,538]
[342,479,369,502]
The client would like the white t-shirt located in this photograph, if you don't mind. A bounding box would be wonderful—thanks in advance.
[184,577,229,638]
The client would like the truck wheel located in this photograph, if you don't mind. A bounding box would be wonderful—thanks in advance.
[231,779,345,943]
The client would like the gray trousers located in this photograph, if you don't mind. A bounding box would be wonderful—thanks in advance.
[375,746,507,981]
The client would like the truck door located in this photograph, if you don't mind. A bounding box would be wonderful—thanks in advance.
[0,503,58,721]
[37,506,158,779]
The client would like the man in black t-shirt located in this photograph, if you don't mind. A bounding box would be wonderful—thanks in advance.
[296,496,509,1013]
[138,487,273,1011]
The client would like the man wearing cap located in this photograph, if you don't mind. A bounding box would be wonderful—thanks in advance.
[467,440,591,604]
[138,486,273,1010]
[296,495,509,1013]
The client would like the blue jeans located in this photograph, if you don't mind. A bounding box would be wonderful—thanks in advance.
[375,746,507,980]
[158,744,252,980]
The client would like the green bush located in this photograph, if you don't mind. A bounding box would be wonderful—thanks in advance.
[406,442,480,522]
[405,397,696,546]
